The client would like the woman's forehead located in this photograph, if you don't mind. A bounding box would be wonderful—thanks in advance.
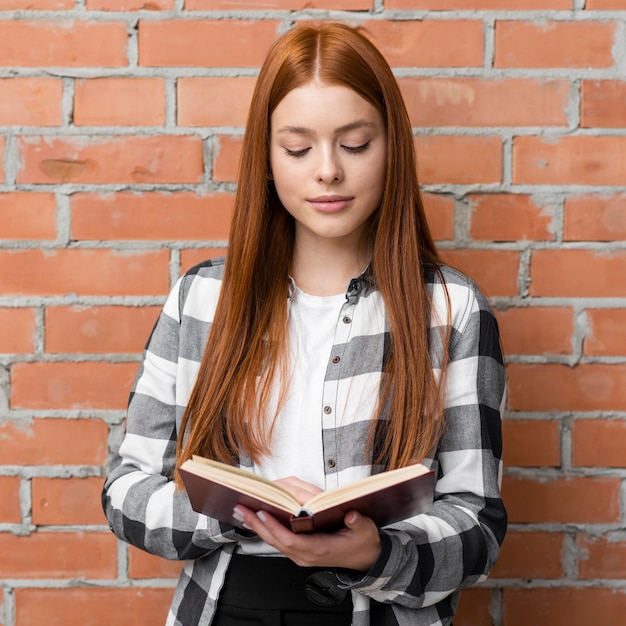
[271,82,383,133]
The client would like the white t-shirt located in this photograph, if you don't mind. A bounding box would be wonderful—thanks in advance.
[239,285,346,555]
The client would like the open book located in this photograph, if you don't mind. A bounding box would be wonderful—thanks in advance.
[179,455,435,533]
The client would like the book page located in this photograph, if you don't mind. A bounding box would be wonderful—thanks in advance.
[304,463,431,512]
[187,456,300,512]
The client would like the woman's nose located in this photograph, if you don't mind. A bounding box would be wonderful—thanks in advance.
[315,148,343,183]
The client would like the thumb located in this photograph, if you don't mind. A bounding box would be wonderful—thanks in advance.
[344,510,361,528]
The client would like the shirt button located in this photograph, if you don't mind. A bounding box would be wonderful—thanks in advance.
[327,459,336,468]
[342,316,352,324]
[323,406,332,414]
[332,356,340,364]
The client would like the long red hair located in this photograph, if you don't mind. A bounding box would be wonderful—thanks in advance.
[177,22,447,476]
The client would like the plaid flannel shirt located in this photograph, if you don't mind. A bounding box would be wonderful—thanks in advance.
[102,257,507,626]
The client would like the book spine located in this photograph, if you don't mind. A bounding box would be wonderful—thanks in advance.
[288,515,315,533]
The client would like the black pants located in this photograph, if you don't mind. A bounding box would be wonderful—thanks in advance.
[212,554,353,626]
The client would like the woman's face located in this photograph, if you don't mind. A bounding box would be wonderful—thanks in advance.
[269,80,386,251]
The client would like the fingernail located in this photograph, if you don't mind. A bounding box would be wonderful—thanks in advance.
[256,510,267,523]
[232,506,244,523]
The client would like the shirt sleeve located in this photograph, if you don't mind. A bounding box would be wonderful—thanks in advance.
[338,277,507,609]
[101,273,251,561]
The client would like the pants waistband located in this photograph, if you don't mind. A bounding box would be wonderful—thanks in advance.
[218,554,353,613]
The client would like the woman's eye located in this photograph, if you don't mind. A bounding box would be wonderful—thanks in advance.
[284,147,310,158]
[343,142,371,154]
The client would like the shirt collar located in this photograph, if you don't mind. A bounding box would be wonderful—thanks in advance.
[288,266,374,304]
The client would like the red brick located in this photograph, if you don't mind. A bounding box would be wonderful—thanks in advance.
[187,0,369,8]
[0,20,128,67]
[582,81,626,128]
[0,418,108,465]
[503,419,561,467]
[572,419,626,468]
[469,194,554,241]
[508,363,626,412]
[0,78,63,125]
[586,0,626,7]
[14,588,174,626]
[577,533,626,579]
[455,588,492,626]
[514,136,626,186]
[138,19,279,67]
[87,0,173,8]
[180,248,228,273]
[493,531,565,579]
[504,588,626,626]
[495,21,617,69]
[530,250,626,298]
[178,77,256,127]
[423,193,455,241]
[584,308,626,357]
[400,78,569,127]
[74,78,166,127]
[495,307,574,356]
[71,192,234,241]
[564,194,626,242]
[0,476,21,523]
[32,477,107,525]
[0,308,36,354]
[17,135,203,184]
[129,545,184,579]
[213,135,243,183]
[0,249,169,296]
[0,192,57,240]
[364,20,484,68]
[503,475,621,524]
[0,136,4,181]
[388,0,569,6]
[440,250,519,297]
[0,532,116,579]
[0,0,74,7]
[45,305,160,354]
[10,362,138,410]
[416,136,503,184]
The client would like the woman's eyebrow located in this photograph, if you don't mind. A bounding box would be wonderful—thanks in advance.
[275,125,315,136]
[275,119,376,136]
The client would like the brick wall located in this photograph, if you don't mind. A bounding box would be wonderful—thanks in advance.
[1,1,625,625]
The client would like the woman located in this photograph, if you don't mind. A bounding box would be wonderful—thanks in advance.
[103,22,506,626]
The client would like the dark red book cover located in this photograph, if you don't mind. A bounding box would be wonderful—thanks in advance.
[179,463,435,533]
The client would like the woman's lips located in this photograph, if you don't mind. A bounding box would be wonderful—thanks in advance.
[308,196,354,212]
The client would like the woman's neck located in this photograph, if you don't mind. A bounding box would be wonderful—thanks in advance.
[290,243,370,297]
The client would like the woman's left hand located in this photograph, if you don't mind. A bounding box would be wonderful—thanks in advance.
[232,505,381,571]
